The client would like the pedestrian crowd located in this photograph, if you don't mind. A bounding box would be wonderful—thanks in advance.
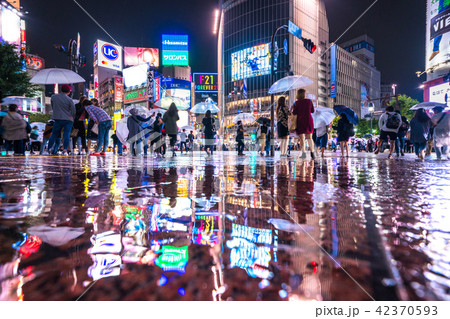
[1,86,449,160]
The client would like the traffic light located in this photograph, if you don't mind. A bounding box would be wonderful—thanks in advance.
[302,38,316,54]
[79,55,86,68]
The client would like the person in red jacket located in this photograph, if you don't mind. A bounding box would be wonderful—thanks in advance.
[291,89,315,159]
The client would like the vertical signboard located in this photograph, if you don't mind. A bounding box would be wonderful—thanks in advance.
[330,44,337,98]
[154,77,160,102]
[426,0,450,79]
[114,76,123,103]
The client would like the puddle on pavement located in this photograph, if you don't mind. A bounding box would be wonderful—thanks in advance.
[0,155,449,300]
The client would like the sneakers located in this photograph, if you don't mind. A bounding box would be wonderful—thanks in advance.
[401,151,404,156]
[90,152,102,156]
[388,154,393,159]
[81,150,86,155]
[62,150,69,156]
[301,152,307,159]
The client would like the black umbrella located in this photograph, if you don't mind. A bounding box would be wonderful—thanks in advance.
[256,117,271,125]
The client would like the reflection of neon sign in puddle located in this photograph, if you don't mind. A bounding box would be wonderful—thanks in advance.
[155,246,189,274]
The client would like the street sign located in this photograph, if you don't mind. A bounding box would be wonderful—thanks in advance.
[288,21,302,40]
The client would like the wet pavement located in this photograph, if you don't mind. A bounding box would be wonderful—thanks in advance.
[0,151,449,301]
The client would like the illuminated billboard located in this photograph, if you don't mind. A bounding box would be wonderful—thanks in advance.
[194,73,218,92]
[231,43,272,81]
[96,39,123,71]
[0,6,21,46]
[123,63,148,89]
[429,82,450,103]
[426,0,450,76]
[124,47,159,67]
[162,34,189,66]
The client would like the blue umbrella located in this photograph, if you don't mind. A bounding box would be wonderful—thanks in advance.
[333,105,359,125]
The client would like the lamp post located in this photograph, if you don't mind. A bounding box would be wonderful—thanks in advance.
[368,103,374,135]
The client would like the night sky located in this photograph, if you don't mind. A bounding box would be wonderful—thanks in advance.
[22,0,425,101]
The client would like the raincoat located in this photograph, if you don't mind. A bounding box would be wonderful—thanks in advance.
[410,117,431,144]
[1,112,27,141]
[431,112,450,147]
[162,111,179,135]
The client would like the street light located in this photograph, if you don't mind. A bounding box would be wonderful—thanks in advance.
[368,103,375,135]
[392,84,397,96]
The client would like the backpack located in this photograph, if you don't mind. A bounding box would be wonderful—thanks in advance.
[386,113,401,130]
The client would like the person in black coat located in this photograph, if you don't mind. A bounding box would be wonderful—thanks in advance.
[202,110,215,156]
[333,113,353,157]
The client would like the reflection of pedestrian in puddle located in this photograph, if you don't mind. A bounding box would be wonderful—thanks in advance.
[289,161,315,224]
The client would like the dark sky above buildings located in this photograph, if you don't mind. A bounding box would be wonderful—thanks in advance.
[22,0,425,100]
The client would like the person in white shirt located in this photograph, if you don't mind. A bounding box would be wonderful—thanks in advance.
[179,129,188,154]
[375,105,402,159]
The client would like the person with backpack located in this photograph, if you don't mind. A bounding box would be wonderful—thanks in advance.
[431,106,449,160]
[257,122,268,156]
[395,113,409,157]
[179,129,188,154]
[333,113,353,158]
[29,126,41,155]
[375,105,402,159]
[188,130,195,152]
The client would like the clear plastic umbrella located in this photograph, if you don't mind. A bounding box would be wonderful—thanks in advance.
[233,113,255,125]
[410,102,448,110]
[154,96,190,110]
[2,96,45,112]
[149,108,166,116]
[30,68,85,84]
[190,98,220,114]
[268,75,313,94]
[312,107,336,129]
[123,105,152,117]
[181,125,195,131]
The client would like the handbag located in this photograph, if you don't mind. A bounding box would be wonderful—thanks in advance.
[288,114,297,132]
[91,123,99,135]
[70,128,79,138]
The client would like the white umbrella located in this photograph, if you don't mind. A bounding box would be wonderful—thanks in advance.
[155,96,190,110]
[181,125,195,131]
[30,68,85,84]
[190,101,220,114]
[123,105,152,117]
[268,75,313,94]
[116,118,129,144]
[410,102,448,110]
[30,122,46,131]
[312,107,336,129]
[233,113,255,125]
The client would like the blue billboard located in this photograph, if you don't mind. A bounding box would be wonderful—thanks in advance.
[162,34,189,66]
[330,44,337,98]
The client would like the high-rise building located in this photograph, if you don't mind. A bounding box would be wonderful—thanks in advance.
[221,0,329,143]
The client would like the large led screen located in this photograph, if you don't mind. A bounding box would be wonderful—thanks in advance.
[123,63,148,89]
[124,47,159,68]
[162,34,189,66]
[1,6,21,46]
[231,43,271,81]
[426,0,450,74]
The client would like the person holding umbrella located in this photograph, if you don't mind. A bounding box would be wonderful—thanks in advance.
[431,106,449,160]
[45,84,76,156]
[236,120,245,156]
[162,103,180,157]
[333,113,353,158]
[276,96,291,157]
[291,89,315,159]
[410,108,432,160]
[202,110,216,156]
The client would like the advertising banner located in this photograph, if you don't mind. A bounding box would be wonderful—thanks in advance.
[360,83,370,118]
[123,63,149,89]
[114,76,123,103]
[0,6,21,46]
[97,39,123,71]
[231,43,272,81]
[124,47,159,67]
[162,34,189,66]
[124,88,147,104]
[429,82,450,103]
[194,73,218,92]
[26,54,45,71]
[330,44,337,98]
[426,0,450,74]
[154,77,160,102]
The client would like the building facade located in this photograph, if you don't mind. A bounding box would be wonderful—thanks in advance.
[222,0,329,143]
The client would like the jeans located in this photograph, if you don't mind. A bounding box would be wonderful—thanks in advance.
[72,122,87,153]
[434,141,448,159]
[180,141,187,152]
[96,121,112,153]
[47,120,73,154]
[130,140,142,156]
[414,142,427,156]
[114,140,123,155]
[395,136,406,155]
[237,139,244,154]
[11,140,24,155]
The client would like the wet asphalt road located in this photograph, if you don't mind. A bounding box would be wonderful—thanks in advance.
[0,151,449,301]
